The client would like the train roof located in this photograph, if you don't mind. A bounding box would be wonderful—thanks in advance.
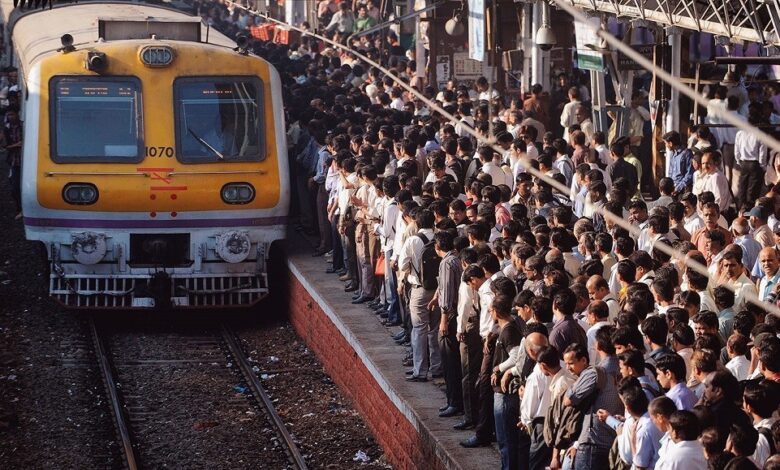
[0,0,237,69]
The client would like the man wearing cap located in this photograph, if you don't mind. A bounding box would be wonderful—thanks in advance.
[748,206,775,249]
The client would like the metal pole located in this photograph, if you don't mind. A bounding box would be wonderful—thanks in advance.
[665,26,682,133]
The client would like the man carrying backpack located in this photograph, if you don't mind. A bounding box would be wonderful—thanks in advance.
[399,209,442,382]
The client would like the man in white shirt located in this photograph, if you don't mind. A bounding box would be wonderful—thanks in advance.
[734,112,768,212]
[374,178,401,325]
[525,344,575,470]
[681,193,705,235]
[693,150,733,213]
[719,251,757,313]
[654,410,708,470]
[478,146,513,189]
[743,381,779,468]
[560,88,581,143]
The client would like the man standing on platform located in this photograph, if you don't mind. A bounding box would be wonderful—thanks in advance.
[429,231,464,417]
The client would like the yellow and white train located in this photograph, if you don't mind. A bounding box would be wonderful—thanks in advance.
[4,0,289,308]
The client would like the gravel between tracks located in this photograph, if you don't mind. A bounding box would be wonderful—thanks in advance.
[0,167,387,469]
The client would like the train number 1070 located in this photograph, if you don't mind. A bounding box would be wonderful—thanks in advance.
[145,146,175,158]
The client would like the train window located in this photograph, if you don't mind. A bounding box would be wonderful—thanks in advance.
[173,77,264,163]
[50,77,143,163]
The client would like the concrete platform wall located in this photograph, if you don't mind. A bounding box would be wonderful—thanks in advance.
[286,265,449,469]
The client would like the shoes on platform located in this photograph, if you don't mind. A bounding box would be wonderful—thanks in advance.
[439,407,463,418]
[401,357,413,367]
[459,436,490,448]
[453,421,475,431]
[392,331,406,340]
[344,283,358,292]
[312,249,326,257]
[339,273,352,282]
[351,296,375,304]
[381,320,401,327]
[405,375,427,382]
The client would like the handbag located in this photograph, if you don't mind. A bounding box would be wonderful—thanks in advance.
[374,253,385,277]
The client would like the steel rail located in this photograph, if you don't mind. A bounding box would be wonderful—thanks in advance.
[221,325,309,470]
[90,320,139,470]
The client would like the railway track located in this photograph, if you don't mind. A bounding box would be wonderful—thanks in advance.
[89,319,308,469]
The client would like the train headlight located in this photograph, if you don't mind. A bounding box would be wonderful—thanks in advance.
[221,183,255,204]
[71,232,107,265]
[63,183,98,205]
[215,231,251,264]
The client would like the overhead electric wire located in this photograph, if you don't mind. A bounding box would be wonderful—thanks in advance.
[225,0,780,316]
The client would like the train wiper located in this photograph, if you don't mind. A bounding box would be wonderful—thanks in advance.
[187,127,225,160]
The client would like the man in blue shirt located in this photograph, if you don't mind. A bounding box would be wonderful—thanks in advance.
[663,131,694,194]
[598,377,664,470]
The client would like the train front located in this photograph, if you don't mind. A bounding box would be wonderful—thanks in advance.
[17,11,289,308]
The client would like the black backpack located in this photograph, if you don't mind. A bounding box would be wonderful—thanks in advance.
[415,233,441,291]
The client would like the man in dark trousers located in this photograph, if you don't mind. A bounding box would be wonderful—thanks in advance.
[429,230,463,417]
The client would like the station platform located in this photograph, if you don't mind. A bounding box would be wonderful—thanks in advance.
[284,233,502,469]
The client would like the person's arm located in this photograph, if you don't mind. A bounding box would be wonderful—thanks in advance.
[680,150,694,191]
[564,368,595,407]
[498,345,522,373]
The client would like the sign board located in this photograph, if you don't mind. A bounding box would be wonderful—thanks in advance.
[574,17,603,71]
[453,52,495,80]
[436,55,451,88]
[618,44,671,70]
[468,0,485,62]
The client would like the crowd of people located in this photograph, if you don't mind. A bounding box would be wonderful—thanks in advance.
[210,2,780,470]
[0,0,774,466]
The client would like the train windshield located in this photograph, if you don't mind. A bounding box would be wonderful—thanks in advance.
[174,78,264,163]
[50,77,143,162]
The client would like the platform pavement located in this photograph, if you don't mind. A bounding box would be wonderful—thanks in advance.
[286,231,502,469]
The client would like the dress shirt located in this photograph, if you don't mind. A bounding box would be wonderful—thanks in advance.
[691,226,733,255]
[549,366,576,400]
[726,355,750,381]
[520,363,550,427]
[735,128,768,167]
[520,117,546,141]
[759,268,780,301]
[456,282,477,336]
[735,234,761,271]
[666,383,698,411]
[677,347,694,383]
[553,155,574,186]
[550,316,588,355]
[655,439,707,470]
[683,214,704,236]
[437,252,462,315]
[754,417,778,467]
[726,273,758,313]
[560,100,581,141]
[586,321,610,365]
[478,272,504,338]
[647,195,674,212]
[312,146,331,184]
[667,147,695,192]
[753,223,775,249]
[569,364,624,450]
[398,228,434,287]
[375,199,398,252]
[607,158,639,192]
[482,161,514,189]
[694,171,733,212]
